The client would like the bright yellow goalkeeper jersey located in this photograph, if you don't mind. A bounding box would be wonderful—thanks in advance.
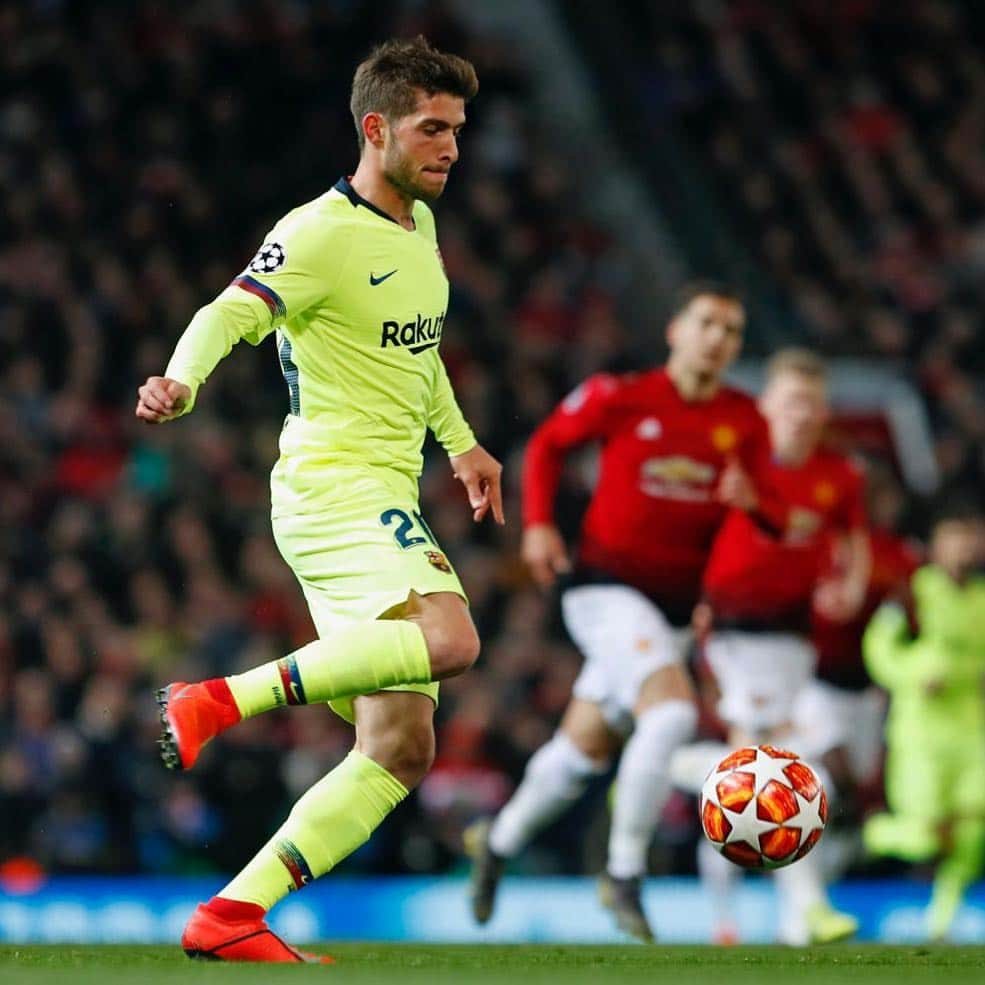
[165,177,475,513]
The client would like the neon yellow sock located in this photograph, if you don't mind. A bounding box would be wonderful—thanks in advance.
[226,620,430,718]
[219,750,408,911]
[927,818,985,940]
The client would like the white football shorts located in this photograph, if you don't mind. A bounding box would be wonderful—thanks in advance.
[561,583,691,735]
[704,630,816,738]
[791,680,885,779]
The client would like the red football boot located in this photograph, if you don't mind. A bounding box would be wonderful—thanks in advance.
[156,680,241,770]
[181,902,334,964]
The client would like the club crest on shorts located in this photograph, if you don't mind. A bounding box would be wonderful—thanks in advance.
[248,242,287,274]
[425,550,451,573]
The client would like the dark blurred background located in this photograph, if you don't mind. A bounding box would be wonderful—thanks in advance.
[1,0,983,884]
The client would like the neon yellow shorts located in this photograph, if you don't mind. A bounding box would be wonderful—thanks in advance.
[270,467,465,724]
[885,742,985,821]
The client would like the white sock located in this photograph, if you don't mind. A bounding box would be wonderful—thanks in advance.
[773,851,827,945]
[607,700,697,878]
[698,837,740,934]
[488,731,610,858]
[669,740,730,795]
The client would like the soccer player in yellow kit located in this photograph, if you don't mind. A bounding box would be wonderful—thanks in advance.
[135,37,503,963]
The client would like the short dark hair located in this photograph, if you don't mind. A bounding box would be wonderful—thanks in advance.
[350,36,479,150]
[931,494,984,530]
[670,280,744,319]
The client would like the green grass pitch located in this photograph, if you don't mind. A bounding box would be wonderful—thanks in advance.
[2,944,985,985]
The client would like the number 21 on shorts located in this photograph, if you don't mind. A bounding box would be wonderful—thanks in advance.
[380,508,438,550]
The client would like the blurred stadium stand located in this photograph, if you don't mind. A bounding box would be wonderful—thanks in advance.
[1,0,983,931]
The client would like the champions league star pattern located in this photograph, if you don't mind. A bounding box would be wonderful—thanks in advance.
[700,745,828,870]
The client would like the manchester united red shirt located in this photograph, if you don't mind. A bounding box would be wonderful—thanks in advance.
[523,369,780,624]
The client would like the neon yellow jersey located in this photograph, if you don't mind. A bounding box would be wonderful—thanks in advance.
[165,178,475,513]
[864,566,985,746]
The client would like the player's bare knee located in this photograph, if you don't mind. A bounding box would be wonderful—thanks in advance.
[566,728,617,764]
[636,663,695,710]
[560,702,622,763]
[453,621,481,672]
[423,618,480,678]
[561,722,622,766]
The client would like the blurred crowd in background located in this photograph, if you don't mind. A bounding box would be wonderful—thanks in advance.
[596,0,985,493]
[0,0,982,883]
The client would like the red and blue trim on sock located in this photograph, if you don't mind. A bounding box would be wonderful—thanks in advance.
[274,840,315,891]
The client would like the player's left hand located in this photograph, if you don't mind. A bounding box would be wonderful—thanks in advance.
[716,456,758,512]
[135,376,192,423]
[449,444,505,525]
[813,577,864,622]
[691,601,713,641]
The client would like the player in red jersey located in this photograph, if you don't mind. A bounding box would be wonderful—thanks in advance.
[696,348,870,945]
[466,283,787,941]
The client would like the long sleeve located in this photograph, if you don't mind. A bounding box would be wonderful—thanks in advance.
[739,411,790,536]
[863,602,915,689]
[428,356,476,457]
[165,292,275,414]
[522,374,618,527]
[165,204,351,414]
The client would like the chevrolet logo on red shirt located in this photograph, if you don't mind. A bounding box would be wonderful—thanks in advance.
[642,456,716,484]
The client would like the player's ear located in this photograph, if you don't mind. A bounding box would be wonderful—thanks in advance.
[362,112,386,150]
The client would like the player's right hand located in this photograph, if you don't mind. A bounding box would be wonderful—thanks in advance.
[521,523,572,588]
[716,456,758,511]
[812,576,864,622]
[135,376,191,423]
[691,601,713,642]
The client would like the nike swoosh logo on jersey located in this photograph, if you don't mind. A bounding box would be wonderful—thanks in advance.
[369,269,398,286]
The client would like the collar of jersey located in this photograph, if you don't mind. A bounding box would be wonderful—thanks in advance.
[334,176,415,229]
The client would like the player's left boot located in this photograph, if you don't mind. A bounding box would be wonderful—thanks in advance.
[464,818,505,924]
[804,902,858,944]
[181,902,333,963]
[598,872,655,942]
[926,883,960,943]
[156,680,241,771]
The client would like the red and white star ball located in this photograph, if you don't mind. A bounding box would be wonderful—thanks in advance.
[699,745,827,869]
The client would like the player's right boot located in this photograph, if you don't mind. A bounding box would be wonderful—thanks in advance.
[598,872,655,942]
[804,902,858,944]
[181,902,334,963]
[464,818,505,924]
[156,681,241,771]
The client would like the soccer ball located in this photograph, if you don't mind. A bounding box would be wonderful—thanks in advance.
[699,745,827,869]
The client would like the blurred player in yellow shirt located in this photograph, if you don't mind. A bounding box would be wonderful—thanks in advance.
[135,37,502,963]
[864,504,985,940]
